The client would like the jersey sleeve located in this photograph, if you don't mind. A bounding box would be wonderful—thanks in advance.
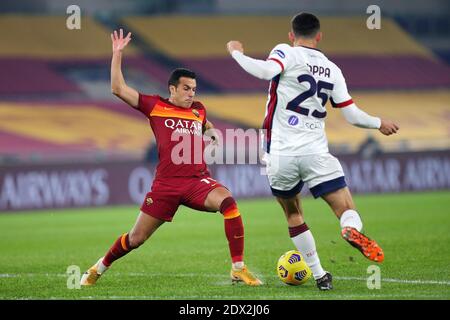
[330,68,353,108]
[137,93,159,117]
[267,43,294,72]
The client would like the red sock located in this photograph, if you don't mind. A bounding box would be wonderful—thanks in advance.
[220,197,244,263]
[102,233,133,267]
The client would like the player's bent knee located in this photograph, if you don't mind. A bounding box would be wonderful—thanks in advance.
[219,196,241,219]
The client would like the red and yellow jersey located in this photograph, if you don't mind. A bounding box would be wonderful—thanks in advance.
[138,94,209,179]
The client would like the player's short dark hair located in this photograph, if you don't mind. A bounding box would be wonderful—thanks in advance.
[168,68,196,88]
[291,12,320,38]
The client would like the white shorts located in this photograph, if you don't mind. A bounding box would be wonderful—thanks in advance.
[263,152,346,198]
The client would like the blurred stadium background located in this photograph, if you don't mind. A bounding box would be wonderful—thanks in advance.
[0,0,449,302]
[0,0,448,211]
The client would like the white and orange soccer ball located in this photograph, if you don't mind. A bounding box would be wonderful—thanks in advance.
[277,250,312,285]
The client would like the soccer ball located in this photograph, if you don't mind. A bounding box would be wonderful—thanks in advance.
[277,250,312,285]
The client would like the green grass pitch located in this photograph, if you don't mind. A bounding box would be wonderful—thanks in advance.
[0,191,449,300]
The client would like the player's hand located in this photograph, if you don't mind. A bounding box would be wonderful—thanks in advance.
[111,28,131,53]
[227,41,244,55]
[379,119,399,136]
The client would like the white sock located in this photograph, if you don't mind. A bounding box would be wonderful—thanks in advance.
[232,261,244,270]
[291,230,326,280]
[97,258,109,274]
[340,210,363,232]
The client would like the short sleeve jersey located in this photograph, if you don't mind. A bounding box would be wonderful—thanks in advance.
[138,94,209,179]
[263,43,353,155]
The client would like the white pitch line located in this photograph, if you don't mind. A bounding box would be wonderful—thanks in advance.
[1,273,449,286]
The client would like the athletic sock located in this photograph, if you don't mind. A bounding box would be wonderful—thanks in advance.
[102,233,133,268]
[340,209,363,232]
[220,197,244,264]
[232,261,245,270]
[96,260,108,274]
[289,223,326,280]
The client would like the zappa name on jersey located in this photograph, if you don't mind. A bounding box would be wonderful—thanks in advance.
[164,118,202,136]
[306,63,330,78]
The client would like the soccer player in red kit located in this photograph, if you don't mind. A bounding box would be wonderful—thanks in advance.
[80,29,262,286]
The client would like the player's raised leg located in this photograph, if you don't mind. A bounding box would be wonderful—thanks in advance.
[80,212,165,286]
[276,194,332,290]
[204,187,262,286]
[322,187,384,262]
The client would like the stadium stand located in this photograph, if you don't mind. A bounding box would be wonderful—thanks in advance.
[0,100,239,160]
[0,14,448,161]
[123,16,450,91]
[201,90,450,152]
[123,16,433,57]
[0,15,140,58]
[0,15,147,100]
[0,102,152,159]
[0,58,82,96]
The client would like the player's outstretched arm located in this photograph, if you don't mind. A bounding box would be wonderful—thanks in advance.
[111,29,139,108]
[334,69,399,136]
[226,40,282,80]
[340,104,399,136]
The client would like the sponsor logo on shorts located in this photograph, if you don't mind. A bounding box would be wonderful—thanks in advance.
[146,197,153,205]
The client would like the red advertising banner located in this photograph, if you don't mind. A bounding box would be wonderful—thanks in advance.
[0,150,449,212]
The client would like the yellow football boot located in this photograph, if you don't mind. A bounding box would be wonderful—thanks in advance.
[80,257,105,286]
[230,265,263,286]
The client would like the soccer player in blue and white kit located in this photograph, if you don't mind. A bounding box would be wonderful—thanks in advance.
[227,13,399,290]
